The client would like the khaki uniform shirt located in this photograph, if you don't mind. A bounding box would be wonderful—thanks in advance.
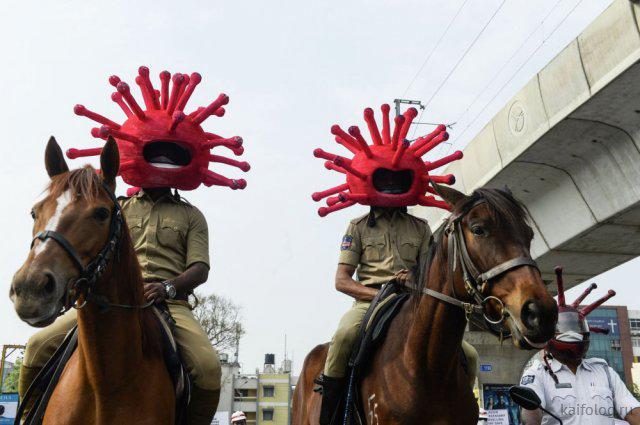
[119,191,210,286]
[338,208,432,287]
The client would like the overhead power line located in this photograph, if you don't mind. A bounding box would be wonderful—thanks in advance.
[422,0,507,111]
[452,0,565,126]
[449,0,584,147]
[402,0,471,98]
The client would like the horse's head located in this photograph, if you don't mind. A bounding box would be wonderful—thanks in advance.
[10,136,120,327]
[436,185,557,349]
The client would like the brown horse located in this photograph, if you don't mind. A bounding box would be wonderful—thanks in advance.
[10,137,174,424]
[293,185,558,424]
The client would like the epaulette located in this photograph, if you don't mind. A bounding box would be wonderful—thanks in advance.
[583,357,608,366]
[350,213,370,225]
[409,214,428,224]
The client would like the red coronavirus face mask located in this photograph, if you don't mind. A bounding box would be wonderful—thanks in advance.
[546,267,616,362]
[311,104,462,217]
[68,66,250,195]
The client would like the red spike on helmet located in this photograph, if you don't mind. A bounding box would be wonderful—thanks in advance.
[68,66,249,192]
[546,267,616,363]
[311,104,461,217]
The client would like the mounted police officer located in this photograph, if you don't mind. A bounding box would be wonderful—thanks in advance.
[318,206,479,424]
[310,104,479,424]
[520,270,640,425]
[18,66,251,425]
[19,187,222,425]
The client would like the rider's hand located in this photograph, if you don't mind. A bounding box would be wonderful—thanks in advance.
[144,282,167,303]
[393,269,410,285]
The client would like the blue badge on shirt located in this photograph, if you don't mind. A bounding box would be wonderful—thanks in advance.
[341,235,353,251]
[521,375,535,385]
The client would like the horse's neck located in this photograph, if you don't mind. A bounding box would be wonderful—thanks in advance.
[76,246,146,388]
[404,250,469,380]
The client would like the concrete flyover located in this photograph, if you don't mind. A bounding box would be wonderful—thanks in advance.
[415,0,640,292]
[411,0,640,393]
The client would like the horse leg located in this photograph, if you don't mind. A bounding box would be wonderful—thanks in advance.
[292,344,329,425]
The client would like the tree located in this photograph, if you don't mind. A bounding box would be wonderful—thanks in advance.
[192,292,245,353]
[2,357,22,393]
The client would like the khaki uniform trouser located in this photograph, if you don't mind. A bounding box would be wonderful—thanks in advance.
[324,300,479,387]
[22,300,221,391]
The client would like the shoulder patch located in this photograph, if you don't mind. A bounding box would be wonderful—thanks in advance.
[341,235,353,251]
[521,375,535,385]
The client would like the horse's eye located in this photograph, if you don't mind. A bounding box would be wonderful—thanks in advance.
[93,207,110,221]
[30,210,36,220]
[471,226,488,237]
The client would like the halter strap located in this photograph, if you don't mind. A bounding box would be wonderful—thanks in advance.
[413,195,540,338]
[28,180,149,313]
[32,230,86,273]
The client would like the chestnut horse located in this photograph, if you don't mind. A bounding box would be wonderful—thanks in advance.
[10,137,174,424]
[293,185,558,424]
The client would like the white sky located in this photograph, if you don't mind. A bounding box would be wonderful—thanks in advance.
[1,0,633,374]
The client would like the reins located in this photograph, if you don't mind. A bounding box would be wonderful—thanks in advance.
[31,180,154,313]
[409,196,540,340]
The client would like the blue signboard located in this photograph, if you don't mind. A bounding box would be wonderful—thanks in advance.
[0,393,18,424]
[480,364,492,372]
[587,316,620,336]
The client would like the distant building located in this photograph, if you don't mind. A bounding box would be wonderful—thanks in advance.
[585,305,633,384]
[627,310,640,387]
[216,353,297,425]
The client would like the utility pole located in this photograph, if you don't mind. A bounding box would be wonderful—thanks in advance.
[393,99,424,117]
[0,345,25,393]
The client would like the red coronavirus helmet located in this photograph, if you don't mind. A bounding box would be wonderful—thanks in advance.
[546,266,616,362]
[311,104,462,217]
[68,66,249,195]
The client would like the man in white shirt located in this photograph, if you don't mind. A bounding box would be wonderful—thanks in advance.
[519,275,640,424]
[521,354,640,424]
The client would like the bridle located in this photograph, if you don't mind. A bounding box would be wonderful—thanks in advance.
[31,180,152,313]
[408,197,540,341]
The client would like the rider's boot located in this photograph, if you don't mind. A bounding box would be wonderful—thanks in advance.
[319,374,345,425]
[187,386,220,425]
[18,364,42,419]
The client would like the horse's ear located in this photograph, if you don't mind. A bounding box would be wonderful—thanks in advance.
[432,183,467,209]
[100,136,120,187]
[45,136,69,178]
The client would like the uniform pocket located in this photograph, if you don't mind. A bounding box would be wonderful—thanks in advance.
[550,390,577,420]
[589,386,614,417]
[362,236,385,262]
[158,218,187,248]
[399,237,420,263]
[126,216,144,241]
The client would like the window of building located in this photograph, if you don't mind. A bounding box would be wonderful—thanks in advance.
[262,409,274,421]
[630,318,640,331]
[632,338,640,348]
[263,385,275,398]
[611,339,621,351]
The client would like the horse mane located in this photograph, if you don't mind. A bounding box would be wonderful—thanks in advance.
[48,165,103,201]
[49,165,162,357]
[414,187,534,304]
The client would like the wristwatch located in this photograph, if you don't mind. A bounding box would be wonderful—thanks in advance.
[163,281,177,299]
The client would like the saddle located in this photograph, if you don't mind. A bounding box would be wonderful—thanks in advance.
[15,305,190,425]
[330,281,410,425]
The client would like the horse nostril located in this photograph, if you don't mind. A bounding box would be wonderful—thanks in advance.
[521,299,541,330]
[43,273,56,295]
